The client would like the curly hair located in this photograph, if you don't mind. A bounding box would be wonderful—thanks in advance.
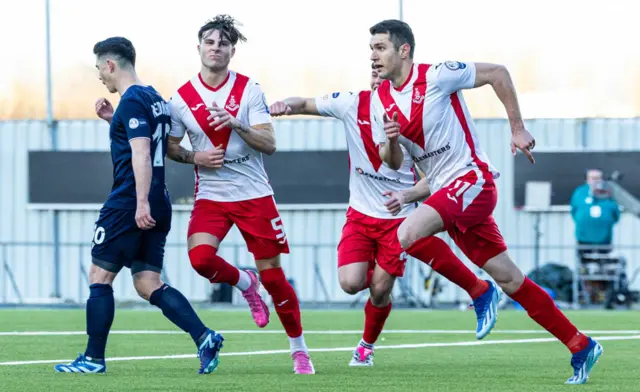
[198,14,247,45]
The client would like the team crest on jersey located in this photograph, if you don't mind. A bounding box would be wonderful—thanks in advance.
[444,61,467,71]
[225,95,239,111]
[412,87,425,104]
[129,118,139,129]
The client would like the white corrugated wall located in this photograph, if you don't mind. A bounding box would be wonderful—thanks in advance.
[1,118,640,305]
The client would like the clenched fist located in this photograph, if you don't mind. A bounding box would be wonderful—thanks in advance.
[269,101,292,117]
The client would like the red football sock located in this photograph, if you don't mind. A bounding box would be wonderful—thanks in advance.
[406,237,489,299]
[510,277,589,353]
[363,299,392,345]
[188,245,240,285]
[260,268,302,338]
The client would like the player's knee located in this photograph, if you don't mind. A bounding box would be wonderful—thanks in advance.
[133,275,163,301]
[89,264,117,285]
[483,252,525,294]
[339,275,366,295]
[495,270,525,294]
[397,222,419,250]
[135,287,152,301]
[188,245,216,277]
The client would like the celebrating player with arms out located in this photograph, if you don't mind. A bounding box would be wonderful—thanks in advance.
[270,65,498,367]
[55,37,223,375]
[368,19,602,384]
[166,15,314,374]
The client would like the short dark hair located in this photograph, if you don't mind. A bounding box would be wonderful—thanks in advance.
[93,37,136,67]
[369,19,415,58]
[198,14,247,45]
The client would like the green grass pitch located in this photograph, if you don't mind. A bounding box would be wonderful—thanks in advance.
[0,308,638,391]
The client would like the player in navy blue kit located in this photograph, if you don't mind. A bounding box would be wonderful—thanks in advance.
[54,37,224,375]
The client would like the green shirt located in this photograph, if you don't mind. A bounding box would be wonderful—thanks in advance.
[570,184,620,244]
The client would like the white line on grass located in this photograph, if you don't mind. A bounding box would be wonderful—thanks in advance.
[1,334,638,366]
[1,329,639,336]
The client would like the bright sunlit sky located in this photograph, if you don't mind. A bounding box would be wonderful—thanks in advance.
[0,0,638,119]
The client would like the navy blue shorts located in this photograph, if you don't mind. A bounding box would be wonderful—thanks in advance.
[91,206,171,275]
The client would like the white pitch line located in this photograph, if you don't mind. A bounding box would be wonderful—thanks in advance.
[1,329,639,337]
[1,334,639,366]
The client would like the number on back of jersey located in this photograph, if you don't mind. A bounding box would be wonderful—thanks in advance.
[151,123,168,167]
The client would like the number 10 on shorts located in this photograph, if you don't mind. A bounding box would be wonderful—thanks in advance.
[92,224,106,248]
[271,217,287,244]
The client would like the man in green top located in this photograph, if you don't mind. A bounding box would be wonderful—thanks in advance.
[570,169,620,256]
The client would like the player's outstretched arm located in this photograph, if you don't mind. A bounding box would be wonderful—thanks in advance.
[270,97,319,117]
[473,63,523,131]
[473,63,535,163]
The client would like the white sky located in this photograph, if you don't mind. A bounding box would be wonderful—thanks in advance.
[0,0,638,119]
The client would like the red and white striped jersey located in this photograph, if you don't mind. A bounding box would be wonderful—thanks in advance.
[372,62,500,194]
[169,71,273,202]
[315,91,417,219]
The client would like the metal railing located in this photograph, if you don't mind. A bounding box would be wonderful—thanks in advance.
[1,241,639,309]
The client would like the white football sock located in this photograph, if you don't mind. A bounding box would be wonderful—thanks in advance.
[289,334,308,354]
[236,269,252,291]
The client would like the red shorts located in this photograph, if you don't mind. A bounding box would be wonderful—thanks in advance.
[187,195,290,260]
[424,170,508,267]
[337,207,406,277]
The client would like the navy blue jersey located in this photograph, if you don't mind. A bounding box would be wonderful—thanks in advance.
[104,85,171,211]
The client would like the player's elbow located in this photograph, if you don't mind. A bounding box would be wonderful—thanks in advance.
[264,135,277,155]
[488,64,510,86]
[262,143,276,156]
[389,158,402,171]
[475,63,510,88]
[383,153,402,170]
[267,142,277,155]
[166,144,179,160]
[380,147,400,170]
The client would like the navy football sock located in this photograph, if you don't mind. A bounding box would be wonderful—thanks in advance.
[150,284,207,345]
[84,283,115,360]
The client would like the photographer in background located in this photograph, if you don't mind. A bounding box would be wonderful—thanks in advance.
[570,169,620,256]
